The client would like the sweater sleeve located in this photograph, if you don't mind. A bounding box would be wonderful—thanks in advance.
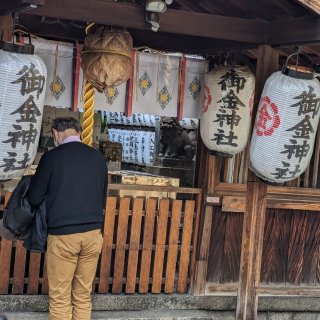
[27,153,52,207]
[103,162,108,208]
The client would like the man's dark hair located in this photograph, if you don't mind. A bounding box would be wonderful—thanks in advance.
[51,117,81,133]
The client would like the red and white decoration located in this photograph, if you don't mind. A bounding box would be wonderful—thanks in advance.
[0,50,47,180]
[250,71,320,183]
[200,65,255,156]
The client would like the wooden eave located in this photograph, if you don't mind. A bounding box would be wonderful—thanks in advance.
[24,0,269,44]
[1,0,319,54]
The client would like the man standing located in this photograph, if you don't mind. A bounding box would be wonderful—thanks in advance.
[28,117,107,320]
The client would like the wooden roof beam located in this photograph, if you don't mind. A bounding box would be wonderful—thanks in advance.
[0,0,45,16]
[24,0,268,43]
[18,14,259,54]
[295,0,320,15]
[174,0,200,12]
[268,17,320,46]
[266,0,309,17]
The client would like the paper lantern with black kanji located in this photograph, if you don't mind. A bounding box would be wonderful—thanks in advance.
[0,50,47,180]
[200,66,255,157]
[249,67,320,184]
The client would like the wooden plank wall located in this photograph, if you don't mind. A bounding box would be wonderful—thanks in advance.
[0,190,201,294]
[206,209,320,287]
[207,208,244,284]
[262,209,320,285]
[204,106,320,295]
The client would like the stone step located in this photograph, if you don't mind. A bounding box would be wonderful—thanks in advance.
[3,311,228,320]
[3,311,320,320]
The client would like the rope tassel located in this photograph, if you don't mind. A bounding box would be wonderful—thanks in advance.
[81,80,95,146]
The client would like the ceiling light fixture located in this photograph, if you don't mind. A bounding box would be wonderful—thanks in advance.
[146,11,160,32]
[146,0,167,13]
[165,0,173,4]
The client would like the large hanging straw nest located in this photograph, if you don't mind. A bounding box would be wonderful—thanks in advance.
[81,25,133,92]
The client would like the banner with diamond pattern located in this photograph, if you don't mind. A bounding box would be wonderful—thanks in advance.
[31,39,207,117]
[32,38,73,108]
[77,68,126,112]
[132,52,180,117]
[182,57,208,119]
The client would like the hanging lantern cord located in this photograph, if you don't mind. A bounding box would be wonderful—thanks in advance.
[295,46,302,70]
[81,22,95,147]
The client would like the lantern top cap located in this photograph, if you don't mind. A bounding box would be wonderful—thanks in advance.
[282,65,314,80]
[0,23,34,55]
[282,51,314,80]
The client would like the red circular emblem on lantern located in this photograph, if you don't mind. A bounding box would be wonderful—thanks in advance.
[202,86,212,113]
[255,96,280,136]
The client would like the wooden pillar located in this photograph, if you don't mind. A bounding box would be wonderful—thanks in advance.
[192,142,221,295]
[236,45,279,320]
[0,15,13,42]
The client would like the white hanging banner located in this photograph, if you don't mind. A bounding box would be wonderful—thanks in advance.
[32,38,73,108]
[182,58,208,119]
[78,68,126,112]
[132,52,179,117]
[108,128,155,166]
[105,111,159,127]
[0,50,47,180]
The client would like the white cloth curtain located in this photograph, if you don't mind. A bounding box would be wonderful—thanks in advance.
[132,52,180,117]
[78,68,127,112]
[32,38,73,108]
[182,57,208,119]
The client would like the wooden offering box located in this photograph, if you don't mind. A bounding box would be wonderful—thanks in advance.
[108,170,179,199]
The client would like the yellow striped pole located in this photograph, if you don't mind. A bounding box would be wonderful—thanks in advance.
[81,22,96,146]
[81,79,95,146]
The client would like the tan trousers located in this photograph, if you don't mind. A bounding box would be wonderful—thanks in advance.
[47,229,103,320]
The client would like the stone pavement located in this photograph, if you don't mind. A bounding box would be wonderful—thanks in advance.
[3,295,320,319]
[3,310,230,320]
[4,311,320,320]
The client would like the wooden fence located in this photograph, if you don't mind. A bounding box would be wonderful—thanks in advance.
[0,185,201,295]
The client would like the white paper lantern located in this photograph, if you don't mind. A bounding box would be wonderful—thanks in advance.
[200,66,255,157]
[249,68,320,184]
[0,50,47,180]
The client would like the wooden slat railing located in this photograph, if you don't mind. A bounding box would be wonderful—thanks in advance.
[139,198,157,293]
[0,185,202,295]
[126,198,143,293]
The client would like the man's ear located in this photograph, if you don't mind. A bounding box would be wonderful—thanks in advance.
[52,129,57,140]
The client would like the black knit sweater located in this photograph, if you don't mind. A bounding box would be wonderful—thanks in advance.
[28,142,108,235]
